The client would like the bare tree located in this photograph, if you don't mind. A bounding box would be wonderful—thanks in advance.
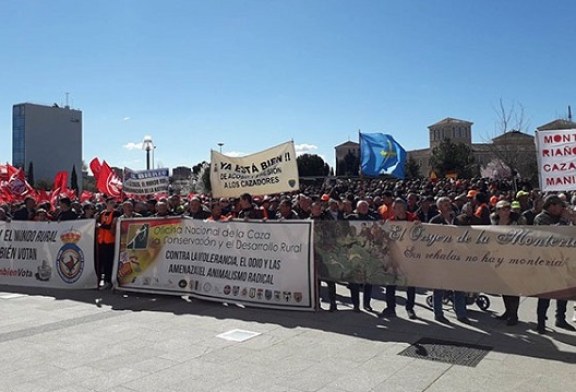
[484,99,537,181]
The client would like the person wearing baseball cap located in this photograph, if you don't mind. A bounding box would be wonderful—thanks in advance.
[534,194,575,334]
[491,200,526,326]
[515,190,530,211]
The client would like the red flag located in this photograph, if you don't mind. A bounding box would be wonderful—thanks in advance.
[0,163,18,182]
[7,168,33,198]
[80,190,93,203]
[64,188,77,201]
[53,171,69,192]
[97,161,122,198]
[37,189,50,204]
[0,187,14,203]
[90,158,102,181]
[50,188,61,210]
[154,191,169,201]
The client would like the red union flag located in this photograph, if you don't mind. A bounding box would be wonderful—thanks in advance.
[89,157,102,181]
[97,161,122,198]
[53,171,69,192]
[7,168,32,197]
[80,190,93,203]
[0,163,18,182]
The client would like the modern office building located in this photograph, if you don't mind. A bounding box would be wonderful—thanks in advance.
[12,102,82,186]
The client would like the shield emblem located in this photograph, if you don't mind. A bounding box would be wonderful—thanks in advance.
[294,292,303,303]
[288,179,296,187]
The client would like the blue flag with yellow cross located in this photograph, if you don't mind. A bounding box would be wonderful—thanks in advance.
[359,132,407,178]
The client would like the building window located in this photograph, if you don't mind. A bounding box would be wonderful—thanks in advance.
[12,127,25,168]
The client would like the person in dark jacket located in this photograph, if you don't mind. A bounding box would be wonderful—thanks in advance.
[429,196,470,324]
[534,195,576,334]
[12,197,36,221]
[187,197,210,219]
[237,193,264,219]
[310,201,338,311]
[57,197,78,221]
[345,200,377,312]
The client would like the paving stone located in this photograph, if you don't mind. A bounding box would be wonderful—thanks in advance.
[0,285,574,392]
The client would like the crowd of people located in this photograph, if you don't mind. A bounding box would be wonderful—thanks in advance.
[1,175,576,334]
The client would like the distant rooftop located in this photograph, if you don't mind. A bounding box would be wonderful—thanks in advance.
[428,117,473,128]
[536,119,576,131]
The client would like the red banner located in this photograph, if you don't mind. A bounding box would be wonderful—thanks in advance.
[97,161,122,198]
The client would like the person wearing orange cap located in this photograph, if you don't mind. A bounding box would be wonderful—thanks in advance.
[473,192,491,225]
[466,189,478,200]
[489,195,499,207]
[377,191,394,220]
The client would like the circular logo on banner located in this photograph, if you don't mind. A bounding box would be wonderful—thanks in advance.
[56,243,85,284]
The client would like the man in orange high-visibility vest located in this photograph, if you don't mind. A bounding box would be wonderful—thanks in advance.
[96,199,121,289]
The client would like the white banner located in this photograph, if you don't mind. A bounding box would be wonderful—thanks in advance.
[0,220,97,289]
[113,217,315,311]
[123,167,170,195]
[535,129,576,191]
[210,141,300,198]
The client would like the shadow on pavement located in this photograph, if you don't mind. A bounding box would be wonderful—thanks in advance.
[2,284,575,364]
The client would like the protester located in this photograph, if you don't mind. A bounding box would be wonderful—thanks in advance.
[429,196,470,324]
[345,200,377,312]
[80,202,97,219]
[491,200,526,326]
[415,195,437,223]
[119,200,142,219]
[187,196,210,219]
[33,208,49,221]
[455,202,482,225]
[237,193,264,219]
[380,198,418,320]
[58,197,79,221]
[154,201,172,217]
[206,202,229,222]
[276,198,299,220]
[12,196,36,220]
[534,195,576,334]
[310,201,338,311]
[0,205,12,221]
[96,198,121,289]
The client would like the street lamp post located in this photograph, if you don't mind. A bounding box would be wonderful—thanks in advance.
[142,136,154,170]
[217,143,224,153]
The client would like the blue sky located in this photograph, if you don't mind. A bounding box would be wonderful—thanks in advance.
[1,1,575,171]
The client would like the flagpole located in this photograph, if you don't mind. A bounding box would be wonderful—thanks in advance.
[358,129,365,194]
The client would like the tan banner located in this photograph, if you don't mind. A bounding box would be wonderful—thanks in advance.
[315,221,576,300]
[210,141,300,198]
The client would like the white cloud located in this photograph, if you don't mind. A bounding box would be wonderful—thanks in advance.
[225,151,246,157]
[123,117,131,121]
[295,143,318,155]
[123,142,143,150]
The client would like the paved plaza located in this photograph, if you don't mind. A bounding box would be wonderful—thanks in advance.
[0,284,574,392]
